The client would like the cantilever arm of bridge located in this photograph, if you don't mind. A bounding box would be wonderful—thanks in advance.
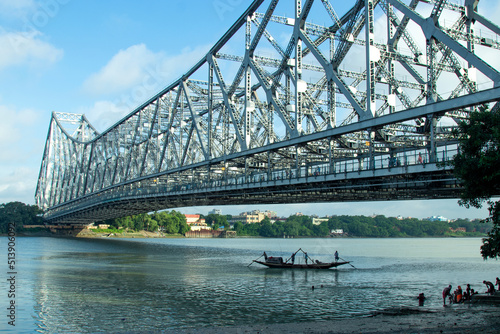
[35,0,500,224]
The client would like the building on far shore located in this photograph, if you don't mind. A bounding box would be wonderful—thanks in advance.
[427,215,449,222]
[331,229,344,236]
[312,218,329,225]
[184,214,210,231]
[209,208,222,215]
[230,211,266,224]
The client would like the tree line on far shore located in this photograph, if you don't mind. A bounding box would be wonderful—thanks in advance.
[0,201,492,238]
[97,211,491,238]
[98,211,190,235]
[231,214,491,238]
[0,202,43,233]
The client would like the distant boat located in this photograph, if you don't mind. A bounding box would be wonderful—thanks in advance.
[251,248,351,269]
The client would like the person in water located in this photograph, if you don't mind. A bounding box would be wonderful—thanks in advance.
[464,284,471,301]
[417,293,426,306]
[454,286,463,303]
[442,285,452,305]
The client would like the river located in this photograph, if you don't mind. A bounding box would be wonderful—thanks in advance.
[0,236,498,333]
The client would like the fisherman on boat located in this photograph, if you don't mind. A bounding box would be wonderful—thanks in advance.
[483,280,495,295]
[334,251,339,262]
[251,248,351,269]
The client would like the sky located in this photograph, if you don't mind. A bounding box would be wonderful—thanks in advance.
[0,0,498,220]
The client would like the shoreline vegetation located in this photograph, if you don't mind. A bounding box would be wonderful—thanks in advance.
[0,201,492,238]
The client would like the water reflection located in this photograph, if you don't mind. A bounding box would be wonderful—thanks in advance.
[11,237,498,333]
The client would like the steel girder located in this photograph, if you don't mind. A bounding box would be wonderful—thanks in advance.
[36,0,500,222]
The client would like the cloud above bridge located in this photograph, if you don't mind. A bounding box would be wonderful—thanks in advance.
[80,43,210,130]
[0,30,63,71]
[82,44,164,96]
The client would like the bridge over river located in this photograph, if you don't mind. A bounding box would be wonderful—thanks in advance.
[35,0,500,224]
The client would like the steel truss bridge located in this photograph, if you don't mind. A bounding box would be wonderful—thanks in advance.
[36,0,500,224]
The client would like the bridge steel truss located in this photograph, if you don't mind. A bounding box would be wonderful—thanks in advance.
[36,0,500,224]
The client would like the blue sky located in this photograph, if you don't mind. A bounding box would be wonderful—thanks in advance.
[0,0,498,220]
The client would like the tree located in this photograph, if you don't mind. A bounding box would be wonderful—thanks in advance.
[205,213,228,228]
[451,108,500,259]
[0,202,43,233]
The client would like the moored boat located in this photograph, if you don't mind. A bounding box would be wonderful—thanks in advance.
[252,248,351,269]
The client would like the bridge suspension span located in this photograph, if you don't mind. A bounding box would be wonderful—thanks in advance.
[36,0,500,224]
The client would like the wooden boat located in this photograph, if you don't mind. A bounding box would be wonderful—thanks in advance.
[252,248,351,269]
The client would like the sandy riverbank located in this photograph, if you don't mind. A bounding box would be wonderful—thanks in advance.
[163,305,499,334]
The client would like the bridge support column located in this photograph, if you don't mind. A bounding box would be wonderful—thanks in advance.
[329,137,335,174]
[428,114,437,163]
[369,130,375,170]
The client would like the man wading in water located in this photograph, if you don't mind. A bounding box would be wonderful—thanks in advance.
[442,285,452,306]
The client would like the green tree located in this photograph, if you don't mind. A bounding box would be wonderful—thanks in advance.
[0,202,43,233]
[205,213,228,228]
[163,213,180,234]
[451,108,500,259]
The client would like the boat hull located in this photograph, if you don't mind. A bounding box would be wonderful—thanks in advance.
[253,260,349,269]
[470,292,500,304]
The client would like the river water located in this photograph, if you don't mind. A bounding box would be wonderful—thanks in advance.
[0,236,498,333]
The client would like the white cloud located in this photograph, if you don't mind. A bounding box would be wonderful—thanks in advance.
[81,43,210,129]
[83,44,163,96]
[83,43,210,97]
[0,105,44,205]
[0,0,36,14]
[0,30,63,70]
[0,167,39,205]
[0,105,40,146]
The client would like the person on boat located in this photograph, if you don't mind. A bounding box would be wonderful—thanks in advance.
[442,285,452,306]
[496,277,500,291]
[334,251,339,262]
[304,252,309,264]
[291,253,295,264]
[263,252,268,261]
[483,280,495,295]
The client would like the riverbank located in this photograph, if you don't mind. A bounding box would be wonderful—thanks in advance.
[75,228,179,238]
[165,305,500,333]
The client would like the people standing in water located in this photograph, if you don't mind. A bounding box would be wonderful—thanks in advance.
[442,285,452,306]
